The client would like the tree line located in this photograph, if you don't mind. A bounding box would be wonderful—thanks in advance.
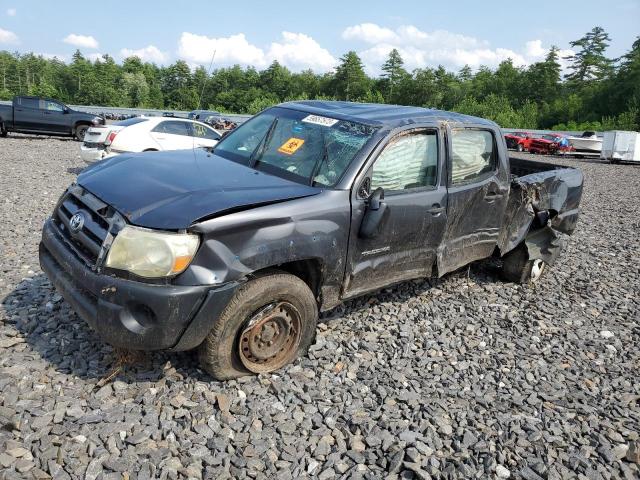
[0,26,638,131]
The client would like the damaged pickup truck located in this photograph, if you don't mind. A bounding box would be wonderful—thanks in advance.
[39,101,583,379]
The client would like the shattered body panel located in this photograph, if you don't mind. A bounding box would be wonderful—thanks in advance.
[498,158,583,264]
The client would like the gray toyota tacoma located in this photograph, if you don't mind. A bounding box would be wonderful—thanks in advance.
[39,101,583,379]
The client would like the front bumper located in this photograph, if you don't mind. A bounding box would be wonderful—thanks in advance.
[39,218,239,351]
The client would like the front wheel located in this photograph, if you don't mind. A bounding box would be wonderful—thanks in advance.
[516,143,525,152]
[198,272,318,380]
[502,245,547,284]
[75,125,88,141]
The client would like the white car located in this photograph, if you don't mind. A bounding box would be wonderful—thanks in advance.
[80,117,222,162]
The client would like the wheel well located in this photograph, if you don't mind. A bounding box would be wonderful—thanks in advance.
[143,148,158,152]
[73,122,91,133]
[255,259,323,300]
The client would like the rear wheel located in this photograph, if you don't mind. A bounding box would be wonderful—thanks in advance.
[198,272,318,380]
[75,125,88,141]
[502,244,547,284]
[0,124,6,137]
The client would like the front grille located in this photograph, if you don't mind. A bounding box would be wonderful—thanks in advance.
[52,186,124,268]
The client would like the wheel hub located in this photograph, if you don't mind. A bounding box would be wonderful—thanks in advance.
[531,259,545,282]
[239,302,301,373]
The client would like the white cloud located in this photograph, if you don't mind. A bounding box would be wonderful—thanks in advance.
[178,32,265,67]
[86,52,105,62]
[525,40,546,59]
[120,45,168,64]
[178,31,336,72]
[6,8,16,16]
[342,23,398,44]
[38,53,69,62]
[0,27,18,44]
[266,32,336,71]
[343,23,569,73]
[63,34,99,49]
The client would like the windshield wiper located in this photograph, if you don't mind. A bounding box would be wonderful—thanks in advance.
[310,130,329,186]
[249,118,278,168]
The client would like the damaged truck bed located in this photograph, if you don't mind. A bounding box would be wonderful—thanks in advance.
[40,101,583,379]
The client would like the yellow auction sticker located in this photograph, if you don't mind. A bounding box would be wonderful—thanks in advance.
[278,137,305,155]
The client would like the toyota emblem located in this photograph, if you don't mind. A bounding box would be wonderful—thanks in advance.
[69,212,85,233]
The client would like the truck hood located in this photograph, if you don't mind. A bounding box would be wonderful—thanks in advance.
[77,149,321,229]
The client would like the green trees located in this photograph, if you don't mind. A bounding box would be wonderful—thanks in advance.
[0,26,638,130]
[332,51,370,101]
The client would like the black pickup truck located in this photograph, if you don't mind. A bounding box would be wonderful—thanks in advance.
[0,96,104,140]
[39,101,583,379]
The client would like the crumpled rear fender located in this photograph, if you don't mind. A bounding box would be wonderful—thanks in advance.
[498,163,583,264]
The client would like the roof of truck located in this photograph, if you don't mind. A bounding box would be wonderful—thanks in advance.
[279,100,497,129]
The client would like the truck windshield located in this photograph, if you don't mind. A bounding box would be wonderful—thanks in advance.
[214,107,377,187]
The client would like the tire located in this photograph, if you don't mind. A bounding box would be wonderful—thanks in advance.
[516,143,524,152]
[0,124,6,137]
[502,244,546,284]
[198,272,318,380]
[75,125,88,141]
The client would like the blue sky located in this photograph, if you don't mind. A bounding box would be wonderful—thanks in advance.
[1,0,638,74]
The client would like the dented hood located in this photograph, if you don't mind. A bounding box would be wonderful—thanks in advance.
[77,149,320,229]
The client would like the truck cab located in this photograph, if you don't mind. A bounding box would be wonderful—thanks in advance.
[39,101,583,379]
[0,96,104,140]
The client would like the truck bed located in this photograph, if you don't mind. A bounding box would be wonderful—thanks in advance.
[499,157,584,263]
[509,157,567,178]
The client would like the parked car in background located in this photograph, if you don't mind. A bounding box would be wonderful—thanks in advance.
[504,131,535,152]
[0,96,104,140]
[80,117,221,162]
[528,134,573,155]
[188,109,222,121]
[41,101,583,379]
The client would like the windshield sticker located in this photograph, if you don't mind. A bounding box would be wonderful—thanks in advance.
[302,115,339,127]
[278,137,305,155]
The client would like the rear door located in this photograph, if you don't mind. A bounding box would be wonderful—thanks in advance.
[437,126,510,275]
[13,97,42,131]
[150,120,194,150]
[343,126,448,298]
[40,99,69,133]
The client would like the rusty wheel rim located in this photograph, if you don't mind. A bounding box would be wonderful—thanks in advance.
[238,302,302,373]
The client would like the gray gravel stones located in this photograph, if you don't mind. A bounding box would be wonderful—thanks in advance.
[1,136,639,479]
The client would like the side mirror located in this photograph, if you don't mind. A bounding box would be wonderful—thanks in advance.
[63,108,70,114]
[368,187,385,210]
[359,187,388,238]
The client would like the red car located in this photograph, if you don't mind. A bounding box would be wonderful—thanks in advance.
[504,131,534,152]
[528,134,574,155]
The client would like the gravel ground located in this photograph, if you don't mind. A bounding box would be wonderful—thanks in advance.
[0,134,639,480]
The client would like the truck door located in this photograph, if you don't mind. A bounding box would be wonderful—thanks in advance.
[40,99,69,133]
[343,127,448,299]
[437,126,510,275]
[13,97,42,131]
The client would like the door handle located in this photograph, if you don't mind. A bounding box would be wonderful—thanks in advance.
[484,191,504,202]
[427,204,445,215]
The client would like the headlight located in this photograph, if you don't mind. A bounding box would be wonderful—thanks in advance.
[105,226,199,278]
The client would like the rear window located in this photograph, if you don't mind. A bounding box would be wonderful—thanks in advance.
[114,118,148,127]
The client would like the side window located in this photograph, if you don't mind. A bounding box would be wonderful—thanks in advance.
[153,121,190,136]
[191,123,220,140]
[371,131,438,193]
[43,100,64,112]
[19,97,39,109]
[450,129,496,185]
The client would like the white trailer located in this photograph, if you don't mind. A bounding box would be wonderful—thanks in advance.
[600,130,640,164]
